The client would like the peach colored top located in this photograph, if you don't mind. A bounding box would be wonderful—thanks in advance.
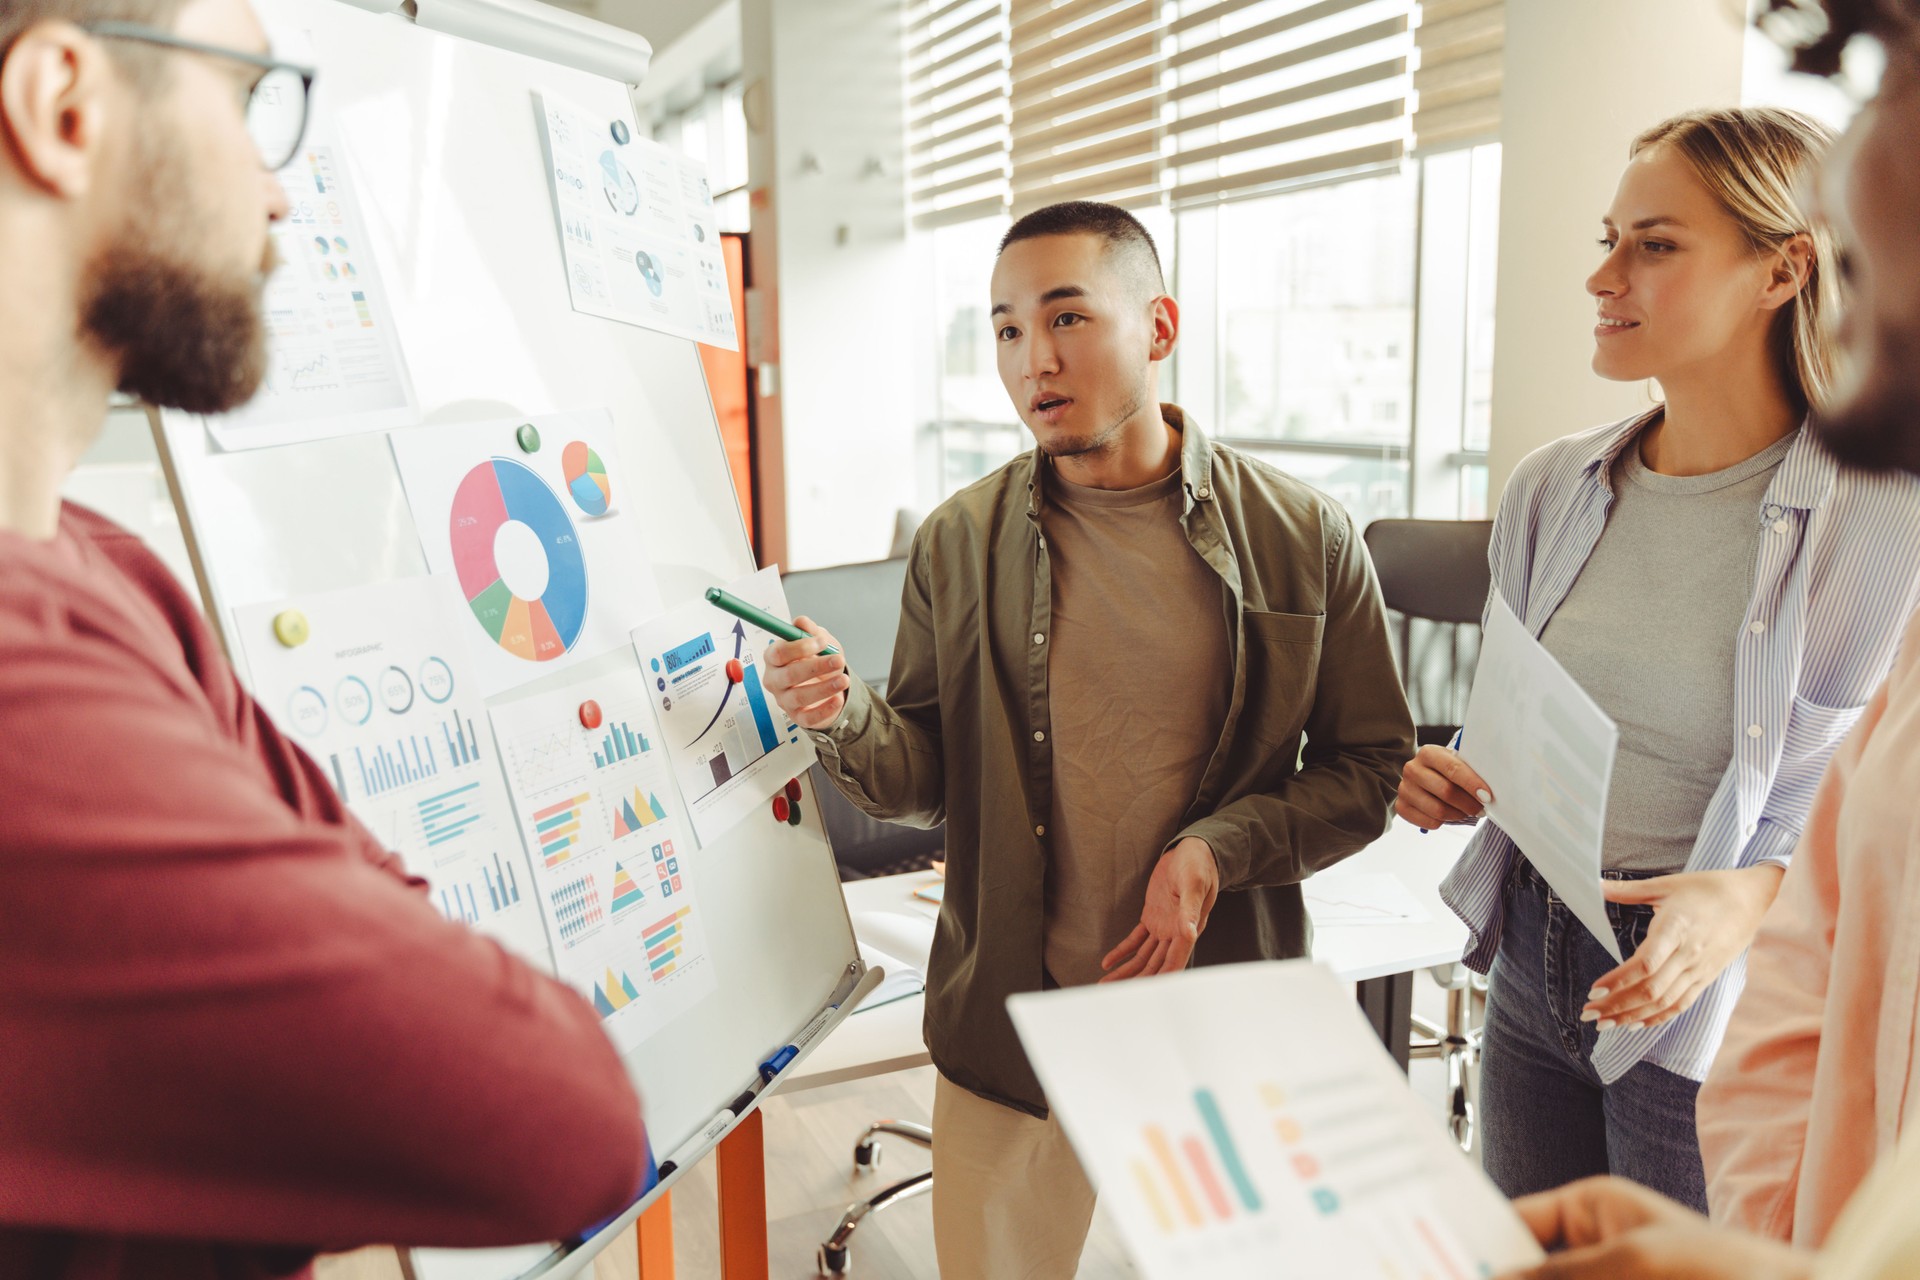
[1699,607,1920,1247]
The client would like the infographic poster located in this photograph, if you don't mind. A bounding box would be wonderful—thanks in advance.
[390,410,662,697]
[209,130,416,450]
[489,663,717,1053]
[232,577,551,967]
[630,566,817,845]
[537,92,738,348]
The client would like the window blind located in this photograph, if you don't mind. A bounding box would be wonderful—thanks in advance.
[906,0,1014,229]
[1163,0,1412,205]
[1007,0,1163,215]
[1410,0,1502,152]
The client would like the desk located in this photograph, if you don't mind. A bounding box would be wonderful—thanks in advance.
[783,819,1472,1093]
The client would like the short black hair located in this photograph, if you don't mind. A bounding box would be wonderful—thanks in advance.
[998,200,1165,293]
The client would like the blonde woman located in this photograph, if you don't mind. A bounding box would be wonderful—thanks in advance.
[1395,108,1920,1209]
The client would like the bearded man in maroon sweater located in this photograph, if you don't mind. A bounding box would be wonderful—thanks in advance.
[0,1,649,1275]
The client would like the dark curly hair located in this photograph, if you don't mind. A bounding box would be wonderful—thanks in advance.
[1759,0,1920,74]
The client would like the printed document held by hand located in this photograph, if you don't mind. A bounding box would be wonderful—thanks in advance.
[1461,593,1622,959]
[1007,962,1544,1279]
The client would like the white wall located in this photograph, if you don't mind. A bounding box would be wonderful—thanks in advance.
[1485,0,1747,500]
[739,0,914,571]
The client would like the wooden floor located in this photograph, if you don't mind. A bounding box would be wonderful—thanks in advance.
[315,981,1462,1280]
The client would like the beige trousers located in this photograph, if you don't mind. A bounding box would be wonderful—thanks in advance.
[931,1072,1098,1279]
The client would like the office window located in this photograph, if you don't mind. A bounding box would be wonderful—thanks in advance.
[651,80,750,234]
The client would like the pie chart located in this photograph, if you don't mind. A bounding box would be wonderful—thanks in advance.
[563,441,612,516]
[449,458,588,662]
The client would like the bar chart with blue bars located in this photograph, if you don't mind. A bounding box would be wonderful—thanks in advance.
[592,718,652,769]
[417,781,483,848]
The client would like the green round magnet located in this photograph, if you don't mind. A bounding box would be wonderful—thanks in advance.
[515,422,541,453]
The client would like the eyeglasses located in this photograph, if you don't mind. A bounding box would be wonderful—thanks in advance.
[80,21,317,171]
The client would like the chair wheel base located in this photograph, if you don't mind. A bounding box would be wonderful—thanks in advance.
[853,1141,881,1171]
[817,1243,849,1275]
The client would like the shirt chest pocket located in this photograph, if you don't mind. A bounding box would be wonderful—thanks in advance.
[1241,608,1325,744]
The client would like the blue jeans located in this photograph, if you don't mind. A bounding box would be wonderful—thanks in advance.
[1479,857,1709,1211]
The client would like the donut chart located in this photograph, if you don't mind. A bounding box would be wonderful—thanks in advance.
[562,441,611,516]
[449,458,588,662]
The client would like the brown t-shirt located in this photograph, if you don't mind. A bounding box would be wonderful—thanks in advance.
[1040,465,1232,988]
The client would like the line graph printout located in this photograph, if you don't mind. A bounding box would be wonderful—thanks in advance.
[391,410,663,697]
[1302,870,1431,928]
[1009,962,1545,1280]
[208,116,415,449]
[630,566,816,845]
[232,577,549,966]
[1461,593,1622,960]
[488,661,716,1054]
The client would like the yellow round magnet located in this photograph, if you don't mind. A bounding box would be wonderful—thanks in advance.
[272,609,310,648]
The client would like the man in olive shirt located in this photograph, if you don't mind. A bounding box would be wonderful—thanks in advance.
[763,201,1412,1276]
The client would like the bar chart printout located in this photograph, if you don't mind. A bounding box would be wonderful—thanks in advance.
[489,662,718,1054]
[631,565,817,844]
[1008,962,1544,1280]
[232,577,550,969]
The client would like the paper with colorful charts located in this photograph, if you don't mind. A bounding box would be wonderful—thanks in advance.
[1008,962,1545,1280]
[488,660,716,1055]
[233,576,551,967]
[389,409,663,697]
[630,565,818,847]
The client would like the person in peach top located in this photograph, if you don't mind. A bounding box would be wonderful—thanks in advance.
[1497,0,1920,1274]
[1694,0,1920,1250]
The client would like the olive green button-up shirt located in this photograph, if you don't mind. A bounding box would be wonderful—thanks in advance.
[810,407,1414,1118]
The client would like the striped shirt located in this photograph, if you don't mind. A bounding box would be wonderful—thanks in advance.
[1441,408,1920,1084]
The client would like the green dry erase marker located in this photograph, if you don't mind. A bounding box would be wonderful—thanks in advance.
[705,587,841,656]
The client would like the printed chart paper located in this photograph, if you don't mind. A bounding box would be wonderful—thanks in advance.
[390,411,663,697]
[630,566,816,845]
[1303,869,1431,928]
[209,130,416,450]
[489,662,716,1054]
[233,578,550,966]
[1461,594,1623,960]
[1009,962,1545,1280]
[538,93,738,348]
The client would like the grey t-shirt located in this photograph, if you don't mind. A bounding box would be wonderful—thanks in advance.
[1539,429,1797,873]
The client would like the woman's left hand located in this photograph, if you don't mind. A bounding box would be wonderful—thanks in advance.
[1581,865,1786,1031]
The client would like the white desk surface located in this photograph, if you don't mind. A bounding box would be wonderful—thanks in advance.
[779,819,1474,1094]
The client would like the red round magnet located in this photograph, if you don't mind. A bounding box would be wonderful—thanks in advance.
[785,777,802,803]
[772,795,791,823]
[578,700,602,729]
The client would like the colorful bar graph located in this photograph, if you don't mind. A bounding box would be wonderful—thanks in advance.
[1195,1088,1262,1212]
[592,720,651,769]
[437,882,479,925]
[708,749,733,790]
[533,793,589,867]
[1143,1126,1204,1228]
[742,659,780,754]
[1181,1135,1234,1221]
[1132,1161,1175,1234]
[642,907,691,981]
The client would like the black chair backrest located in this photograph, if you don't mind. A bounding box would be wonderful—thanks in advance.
[780,557,910,691]
[1363,519,1493,624]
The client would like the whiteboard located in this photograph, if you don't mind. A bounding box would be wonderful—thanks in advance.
[154,1,864,1274]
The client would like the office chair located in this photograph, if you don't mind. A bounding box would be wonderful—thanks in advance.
[1363,518,1494,1152]
[780,559,941,1275]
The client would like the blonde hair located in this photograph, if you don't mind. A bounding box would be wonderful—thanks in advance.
[1630,107,1840,412]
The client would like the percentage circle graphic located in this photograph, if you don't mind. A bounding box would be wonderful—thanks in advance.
[448,457,588,662]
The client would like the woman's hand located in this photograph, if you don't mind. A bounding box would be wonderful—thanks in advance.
[1395,743,1492,829]
[1582,864,1787,1030]
[1497,1176,1812,1280]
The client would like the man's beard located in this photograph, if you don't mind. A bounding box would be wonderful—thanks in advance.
[1042,383,1148,460]
[78,134,273,416]
[1811,323,1920,477]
